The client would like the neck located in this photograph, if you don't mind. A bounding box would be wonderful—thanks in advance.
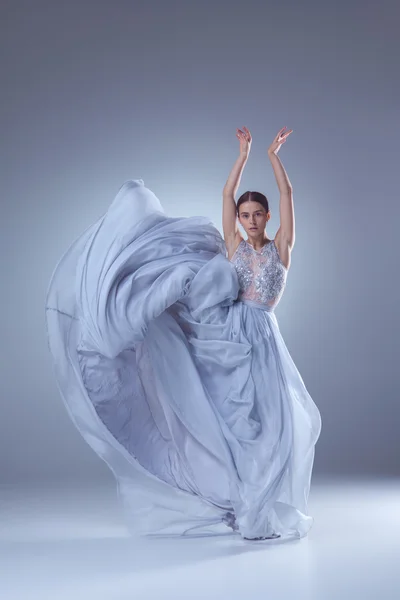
[246,232,270,250]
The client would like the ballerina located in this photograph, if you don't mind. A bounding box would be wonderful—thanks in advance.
[224,125,295,540]
[45,126,322,542]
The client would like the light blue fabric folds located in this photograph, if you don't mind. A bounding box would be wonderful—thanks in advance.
[45,179,322,540]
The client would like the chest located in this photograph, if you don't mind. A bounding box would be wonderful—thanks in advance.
[230,240,287,303]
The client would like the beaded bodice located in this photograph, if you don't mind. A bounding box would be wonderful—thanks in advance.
[230,239,287,310]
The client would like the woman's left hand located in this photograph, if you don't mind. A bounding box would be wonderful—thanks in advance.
[268,127,293,156]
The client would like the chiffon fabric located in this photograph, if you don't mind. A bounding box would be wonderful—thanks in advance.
[45,179,322,540]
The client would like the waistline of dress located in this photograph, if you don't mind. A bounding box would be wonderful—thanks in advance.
[235,297,275,312]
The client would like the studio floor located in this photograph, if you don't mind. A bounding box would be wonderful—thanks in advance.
[1,476,399,600]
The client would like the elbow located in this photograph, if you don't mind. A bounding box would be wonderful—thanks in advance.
[282,185,293,195]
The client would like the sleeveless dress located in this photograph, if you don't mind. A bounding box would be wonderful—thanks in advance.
[45,179,322,540]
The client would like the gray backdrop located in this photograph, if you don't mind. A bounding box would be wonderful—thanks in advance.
[1,0,399,483]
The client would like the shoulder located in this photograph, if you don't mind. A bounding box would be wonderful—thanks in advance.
[225,233,244,261]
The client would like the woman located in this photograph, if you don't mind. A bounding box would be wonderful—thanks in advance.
[45,126,322,542]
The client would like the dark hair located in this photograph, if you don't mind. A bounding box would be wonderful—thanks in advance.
[236,191,269,216]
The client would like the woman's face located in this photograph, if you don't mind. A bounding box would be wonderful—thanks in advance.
[238,201,270,235]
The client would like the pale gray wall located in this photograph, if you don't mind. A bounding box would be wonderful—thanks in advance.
[1,0,399,482]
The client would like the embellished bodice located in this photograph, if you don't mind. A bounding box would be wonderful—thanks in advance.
[230,239,287,310]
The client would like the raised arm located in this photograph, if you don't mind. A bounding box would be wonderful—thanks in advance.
[268,127,295,253]
[222,127,251,250]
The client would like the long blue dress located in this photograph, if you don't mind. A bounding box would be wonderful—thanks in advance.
[45,179,322,540]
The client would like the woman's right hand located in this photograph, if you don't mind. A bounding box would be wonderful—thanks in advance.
[236,126,252,157]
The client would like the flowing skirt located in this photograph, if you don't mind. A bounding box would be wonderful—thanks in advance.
[45,179,322,540]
